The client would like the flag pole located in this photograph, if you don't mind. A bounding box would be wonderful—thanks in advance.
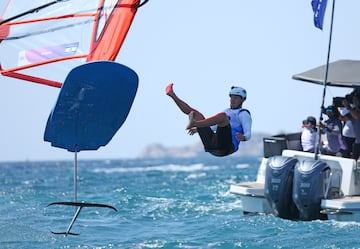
[314,0,336,160]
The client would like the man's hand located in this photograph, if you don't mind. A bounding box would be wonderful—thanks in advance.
[236,132,246,141]
[187,127,198,135]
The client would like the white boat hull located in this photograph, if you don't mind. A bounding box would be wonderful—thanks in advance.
[230,158,272,214]
[230,182,271,214]
[321,197,360,222]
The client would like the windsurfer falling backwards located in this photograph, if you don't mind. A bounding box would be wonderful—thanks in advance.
[165,83,252,157]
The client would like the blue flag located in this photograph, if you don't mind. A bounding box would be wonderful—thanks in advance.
[311,0,328,30]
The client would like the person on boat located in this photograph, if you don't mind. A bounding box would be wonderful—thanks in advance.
[319,105,345,156]
[301,116,317,153]
[343,91,360,160]
[165,83,252,157]
[338,108,355,158]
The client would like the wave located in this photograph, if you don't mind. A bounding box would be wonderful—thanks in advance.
[92,163,220,174]
[235,163,250,169]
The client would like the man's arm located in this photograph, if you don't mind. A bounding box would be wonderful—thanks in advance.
[238,112,252,141]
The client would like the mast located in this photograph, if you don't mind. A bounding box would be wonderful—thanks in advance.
[314,0,336,160]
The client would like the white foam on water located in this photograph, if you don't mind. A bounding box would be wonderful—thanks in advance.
[92,163,220,174]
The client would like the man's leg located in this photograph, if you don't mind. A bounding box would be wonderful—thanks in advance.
[166,83,205,120]
[353,143,360,160]
[187,111,229,130]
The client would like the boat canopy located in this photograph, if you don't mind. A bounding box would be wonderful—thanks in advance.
[292,60,360,88]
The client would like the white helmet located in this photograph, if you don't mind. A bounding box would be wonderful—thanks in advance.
[229,86,247,99]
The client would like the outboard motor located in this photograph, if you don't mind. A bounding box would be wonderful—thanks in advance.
[264,156,299,220]
[292,159,330,221]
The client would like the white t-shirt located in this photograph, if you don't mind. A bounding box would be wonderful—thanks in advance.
[343,119,356,138]
[301,128,317,152]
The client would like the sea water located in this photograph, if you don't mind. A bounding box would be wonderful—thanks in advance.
[1,156,360,249]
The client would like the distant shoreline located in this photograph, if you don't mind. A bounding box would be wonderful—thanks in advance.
[138,132,270,158]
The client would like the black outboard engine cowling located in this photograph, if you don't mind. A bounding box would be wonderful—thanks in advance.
[264,156,299,220]
[293,159,330,221]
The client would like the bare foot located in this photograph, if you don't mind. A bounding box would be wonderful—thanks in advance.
[186,111,196,129]
[165,83,174,96]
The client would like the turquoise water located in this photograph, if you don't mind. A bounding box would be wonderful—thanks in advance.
[1,156,360,249]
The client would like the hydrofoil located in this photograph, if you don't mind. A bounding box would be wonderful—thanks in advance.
[45,61,138,236]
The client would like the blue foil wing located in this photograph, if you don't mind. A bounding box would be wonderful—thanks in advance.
[44,61,138,152]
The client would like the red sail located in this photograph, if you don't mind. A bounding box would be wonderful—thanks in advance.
[0,0,144,88]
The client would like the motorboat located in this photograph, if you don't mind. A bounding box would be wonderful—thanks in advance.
[230,60,360,222]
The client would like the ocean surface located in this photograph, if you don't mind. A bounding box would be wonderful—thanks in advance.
[1,155,360,249]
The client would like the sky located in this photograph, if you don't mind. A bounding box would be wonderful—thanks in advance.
[0,1,359,161]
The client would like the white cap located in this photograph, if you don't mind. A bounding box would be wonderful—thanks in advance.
[340,108,350,116]
[229,86,247,98]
